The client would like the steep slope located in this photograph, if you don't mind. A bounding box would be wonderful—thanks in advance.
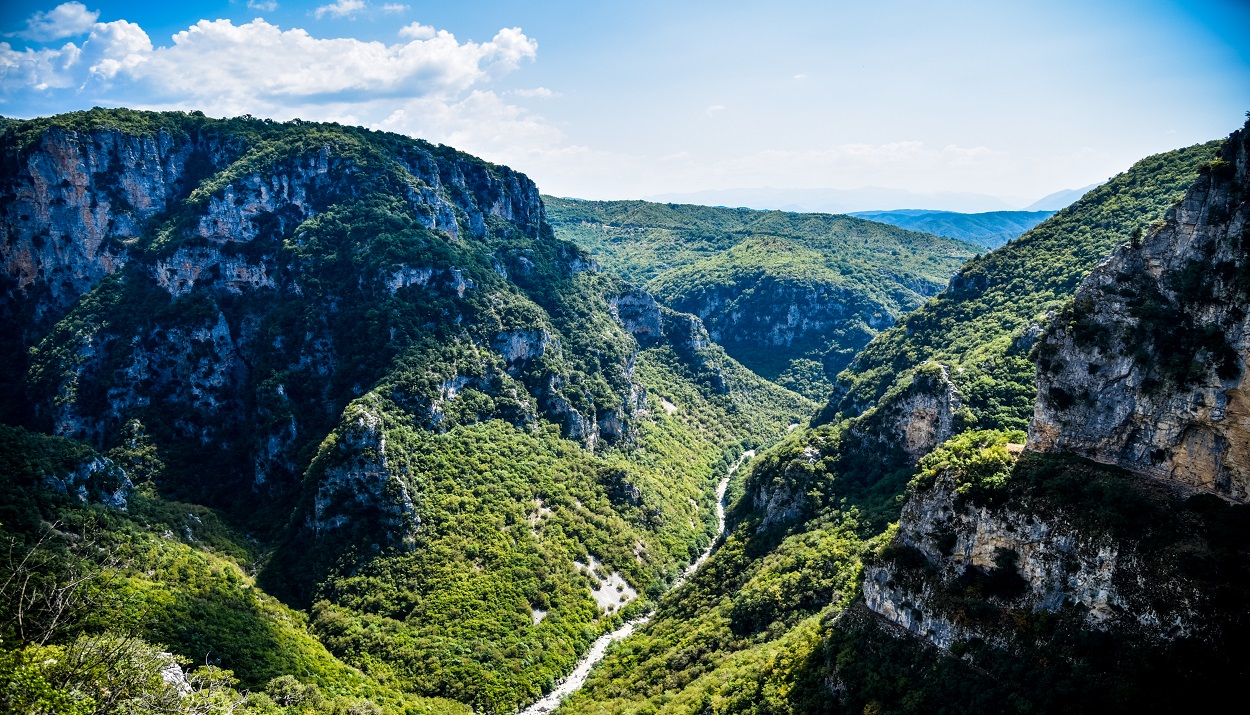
[0,109,812,713]
[835,119,1250,713]
[1030,134,1250,498]
[544,197,978,400]
[820,139,1222,432]
[559,135,1228,715]
[0,425,470,715]
[849,209,1056,249]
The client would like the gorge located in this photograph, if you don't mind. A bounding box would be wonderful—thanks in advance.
[1,107,1247,715]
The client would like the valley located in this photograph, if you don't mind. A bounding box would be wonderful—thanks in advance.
[0,106,1247,715]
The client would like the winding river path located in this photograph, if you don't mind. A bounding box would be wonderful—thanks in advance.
[520,450,754,715]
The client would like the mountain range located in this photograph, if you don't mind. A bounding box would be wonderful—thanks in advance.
[643,183,1100,215]
[1,108,1246,715]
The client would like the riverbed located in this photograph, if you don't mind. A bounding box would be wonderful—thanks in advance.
[519,450,753,715]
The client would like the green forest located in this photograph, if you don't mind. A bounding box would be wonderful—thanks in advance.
[0,102,1242,715]
[544,198,978,399]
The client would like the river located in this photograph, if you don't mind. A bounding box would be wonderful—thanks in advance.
[519,450,754,715]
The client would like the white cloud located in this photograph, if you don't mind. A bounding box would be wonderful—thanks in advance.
[705,104,725,115]
[793,73,807,80]
[511,86,555,98]
[0,15,553,185]
[398,22,436,40]
[381,3,409,12]
[247,0,279,11]
[97,19,537,111]
[314,0,364,19]
[13,2,99,41]
[82,20,152,80]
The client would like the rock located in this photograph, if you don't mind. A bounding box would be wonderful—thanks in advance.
[848,362,962,464]
[1029,121,1250,501]
[41,455,133,510]
[307,396,420,547]
[608,289,663,342]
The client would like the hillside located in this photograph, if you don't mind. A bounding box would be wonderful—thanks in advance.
[832,117,1250,713]
[559,135,1227,715]
[0,109,812,714]
[544,198,978,399]
[818,138,1222,432]
[849,209,1056,249]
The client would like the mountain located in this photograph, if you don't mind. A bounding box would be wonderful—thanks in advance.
[848,209,1057,249]
[544,197,979,400]
[818,138,1222,432]
[558,133,1228,714]
[0,109,812,714]
[1024,182,1102,210]
[642,186,1023,214]
[838,117,1250,713]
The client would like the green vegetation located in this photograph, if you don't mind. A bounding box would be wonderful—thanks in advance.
[2,109,812,713]
[3,108,1240,715]
[0,425,467,715]
[820,139,1221,432]
[545,197,978,399]
[560,138,1231,715]
[849,209,1057,249]
[909,429,1025,501]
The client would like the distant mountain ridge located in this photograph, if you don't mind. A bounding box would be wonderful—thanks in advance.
[1025,182,1103,210]
[644,186,1023,214]
[849,209,1057,249]
[643,183,1101,214]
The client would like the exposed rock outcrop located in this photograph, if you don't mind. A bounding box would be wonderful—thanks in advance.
[306,396,420,547]
[849,363,962,464]
[608,289,663,342]
[2,112,563,505]
[41,453,134,509]
[1029,121,1250,501]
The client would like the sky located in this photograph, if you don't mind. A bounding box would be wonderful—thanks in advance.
[1,0,1248,209]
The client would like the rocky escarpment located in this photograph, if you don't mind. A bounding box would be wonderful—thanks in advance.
[659,276,894,368]
[836,122,1250,711]
[0,110,665,514]
[1029,120,1250,501]
[0,125,233,323]
[845,362,963,463]
[864,449,1196,650]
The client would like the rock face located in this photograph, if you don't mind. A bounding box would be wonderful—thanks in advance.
[0,111,617,508]
[845,122,1250,705]
[861,448,1241,671]
[1029,122,1250,501]
[865,457,1127,651]
[306,396,419,548]
[849,362,962,464]
[41,453,134,509]
[0,126,229,324]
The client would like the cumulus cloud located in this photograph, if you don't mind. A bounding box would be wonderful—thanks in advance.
[314,0,364,19]
[13,2,98,41]
[247,0,279,11]
[1,18,537,111]
[398,22,437,40]
[381,4,410,12]
[0,13,560,188]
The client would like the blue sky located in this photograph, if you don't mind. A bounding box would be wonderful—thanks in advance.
[1,0,1247,207]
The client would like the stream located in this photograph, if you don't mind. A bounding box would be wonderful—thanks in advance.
[520,450,754,715]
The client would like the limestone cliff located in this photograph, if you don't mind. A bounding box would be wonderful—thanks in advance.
[836,121,1250,709]
[0,111,649,512]
[1029,121,1250,500]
